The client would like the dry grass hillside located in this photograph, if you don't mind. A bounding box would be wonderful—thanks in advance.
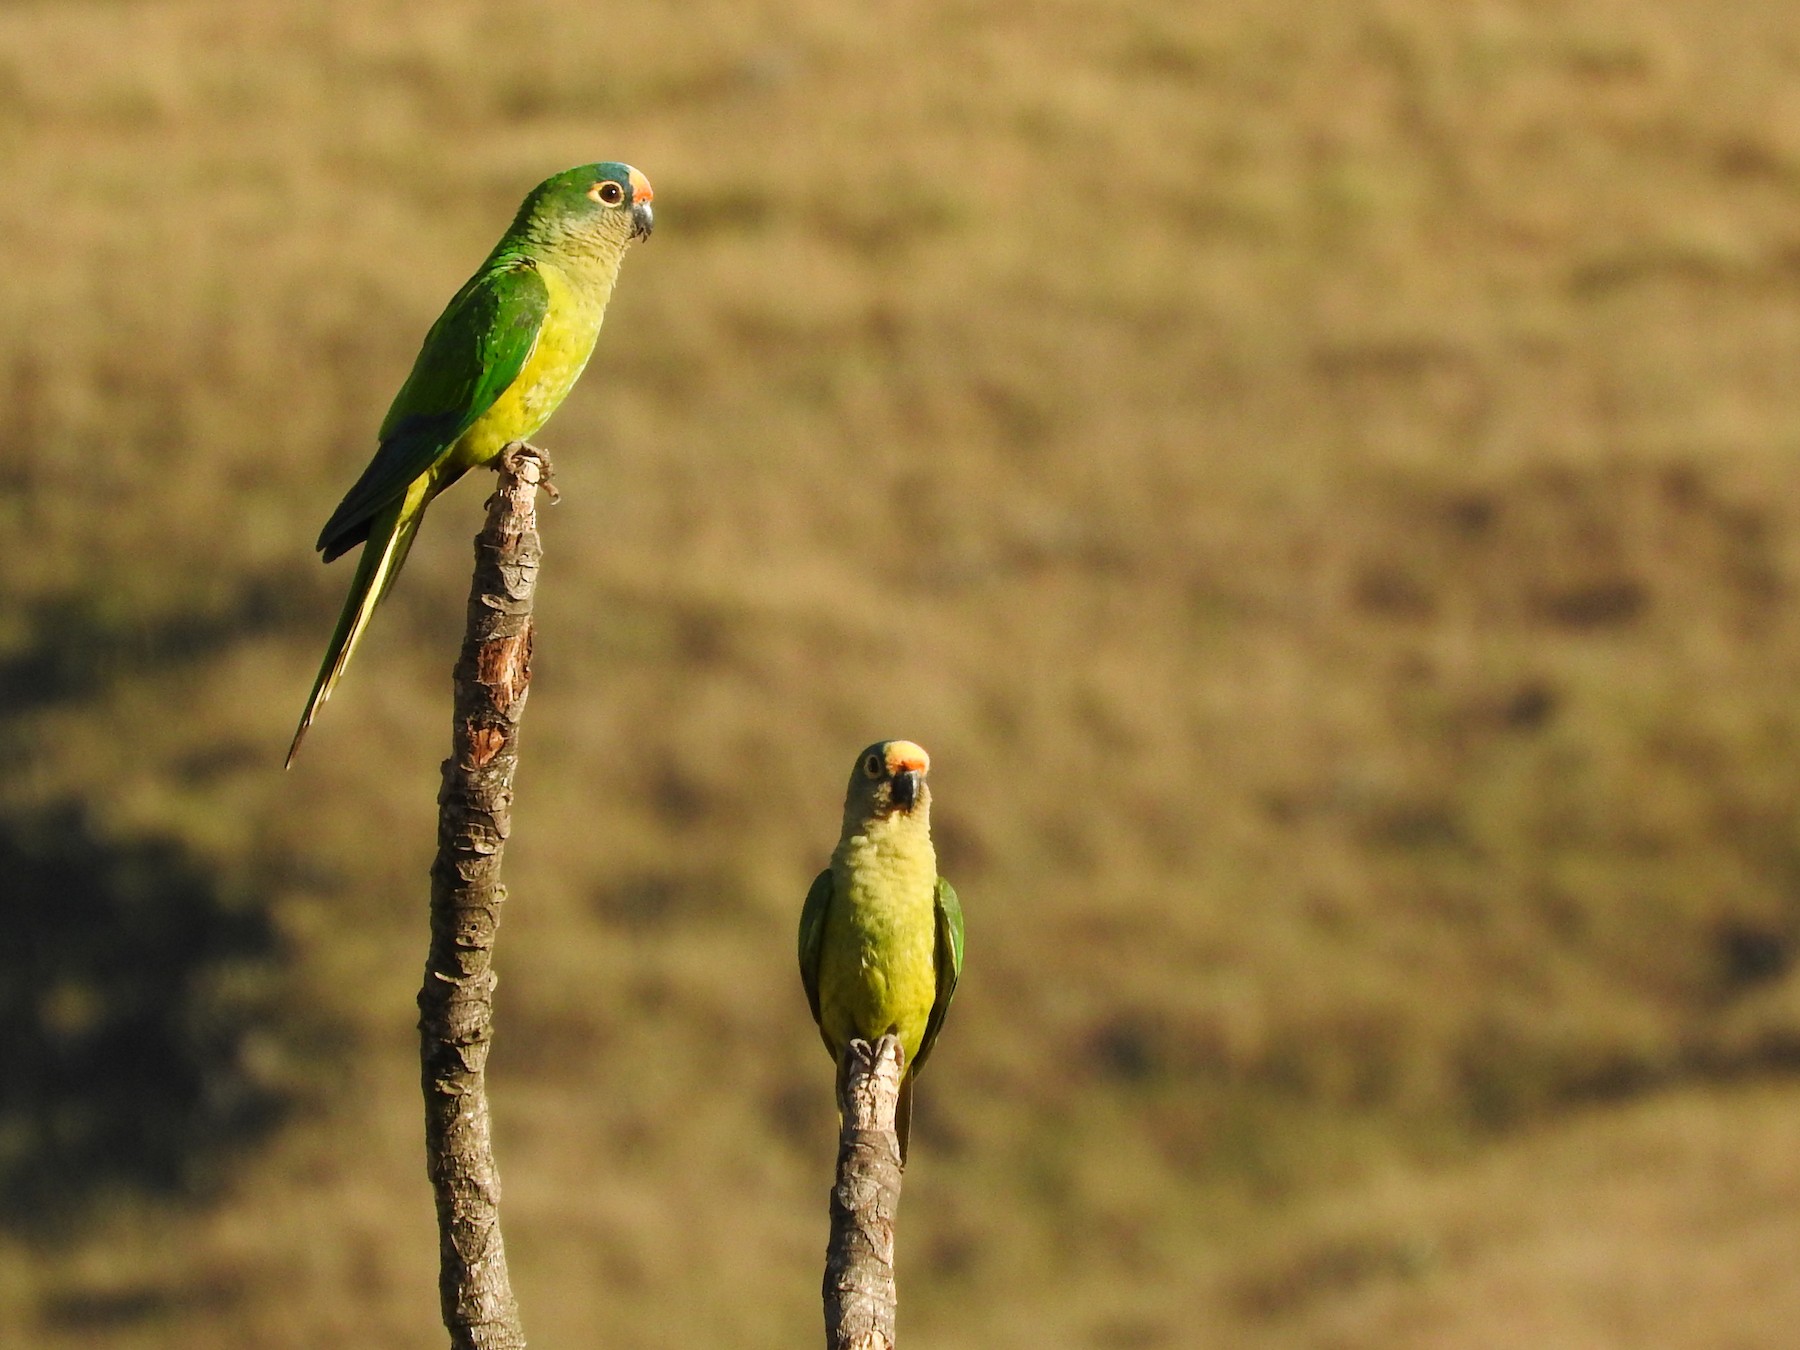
[4,1,1800,1345]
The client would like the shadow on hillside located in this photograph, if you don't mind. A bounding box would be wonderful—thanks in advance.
[0,573,308,715]
[0,800,291,1229]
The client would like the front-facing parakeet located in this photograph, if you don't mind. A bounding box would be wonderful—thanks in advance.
[286,161,654,765]
[799,740,964,1163]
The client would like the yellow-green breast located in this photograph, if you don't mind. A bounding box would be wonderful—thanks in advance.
[818,815,941,1068]
[446,261,613,476]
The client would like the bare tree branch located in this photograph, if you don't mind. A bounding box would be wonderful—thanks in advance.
[417,442,550,1350]
[824,1035,906,1350]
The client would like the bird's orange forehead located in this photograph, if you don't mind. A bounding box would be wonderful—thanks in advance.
[884,741,929,775]
[627,166,654,203]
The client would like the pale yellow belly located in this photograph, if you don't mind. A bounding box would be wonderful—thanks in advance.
[817,875,939,1068]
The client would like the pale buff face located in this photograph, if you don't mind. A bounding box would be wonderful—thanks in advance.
[845,739,931,822]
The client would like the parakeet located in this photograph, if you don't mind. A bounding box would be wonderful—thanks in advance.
[286,161,654,766]
[798,740,964,1163]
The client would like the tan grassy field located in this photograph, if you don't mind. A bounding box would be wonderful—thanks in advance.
[4,1,1800,1345]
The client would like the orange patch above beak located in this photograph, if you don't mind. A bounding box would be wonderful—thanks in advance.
[885,741,930,776]
[627,166,654,204]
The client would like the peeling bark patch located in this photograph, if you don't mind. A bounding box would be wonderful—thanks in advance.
[467,726,506,769]
[476,624,533,712]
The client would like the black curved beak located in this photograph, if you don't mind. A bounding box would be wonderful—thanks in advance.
[630,199,655,240]
[891,769,923,811]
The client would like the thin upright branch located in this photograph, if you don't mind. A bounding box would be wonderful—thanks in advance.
[824,1035,906,1350]
[418,442,550,1350]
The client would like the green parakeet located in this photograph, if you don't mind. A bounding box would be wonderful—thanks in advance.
[799,740,964,1163]
[286,161,654,766]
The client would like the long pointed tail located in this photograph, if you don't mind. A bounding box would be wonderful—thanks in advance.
[286,492,426,768]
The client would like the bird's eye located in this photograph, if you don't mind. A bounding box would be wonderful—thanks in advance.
[592,181,625,206]
[863,753,883,778]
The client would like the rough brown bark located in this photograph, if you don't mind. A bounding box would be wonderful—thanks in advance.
[417,442,549,1350]
[824,1035,906,1350]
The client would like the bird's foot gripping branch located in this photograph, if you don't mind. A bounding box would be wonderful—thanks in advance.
[824,1035,906,1350]
[498,440,558,504]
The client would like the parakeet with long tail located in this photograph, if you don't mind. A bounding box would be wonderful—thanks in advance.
[799,740,964,1163]
[286,161,653,766]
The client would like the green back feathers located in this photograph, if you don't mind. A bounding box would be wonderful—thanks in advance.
[316,258,549,559]
[913,877,963,1076]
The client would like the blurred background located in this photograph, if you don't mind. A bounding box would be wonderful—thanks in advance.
[4,1,1800,1345]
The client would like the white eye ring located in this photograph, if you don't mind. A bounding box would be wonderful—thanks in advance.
[591,181,624,205]
[863,753,883,778]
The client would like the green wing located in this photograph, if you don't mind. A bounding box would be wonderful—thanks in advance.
[911,876,963,1076]
[797,868,833,1031]
[317,255,550,559]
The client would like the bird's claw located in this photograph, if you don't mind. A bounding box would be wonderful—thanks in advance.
[498,441,559,501]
